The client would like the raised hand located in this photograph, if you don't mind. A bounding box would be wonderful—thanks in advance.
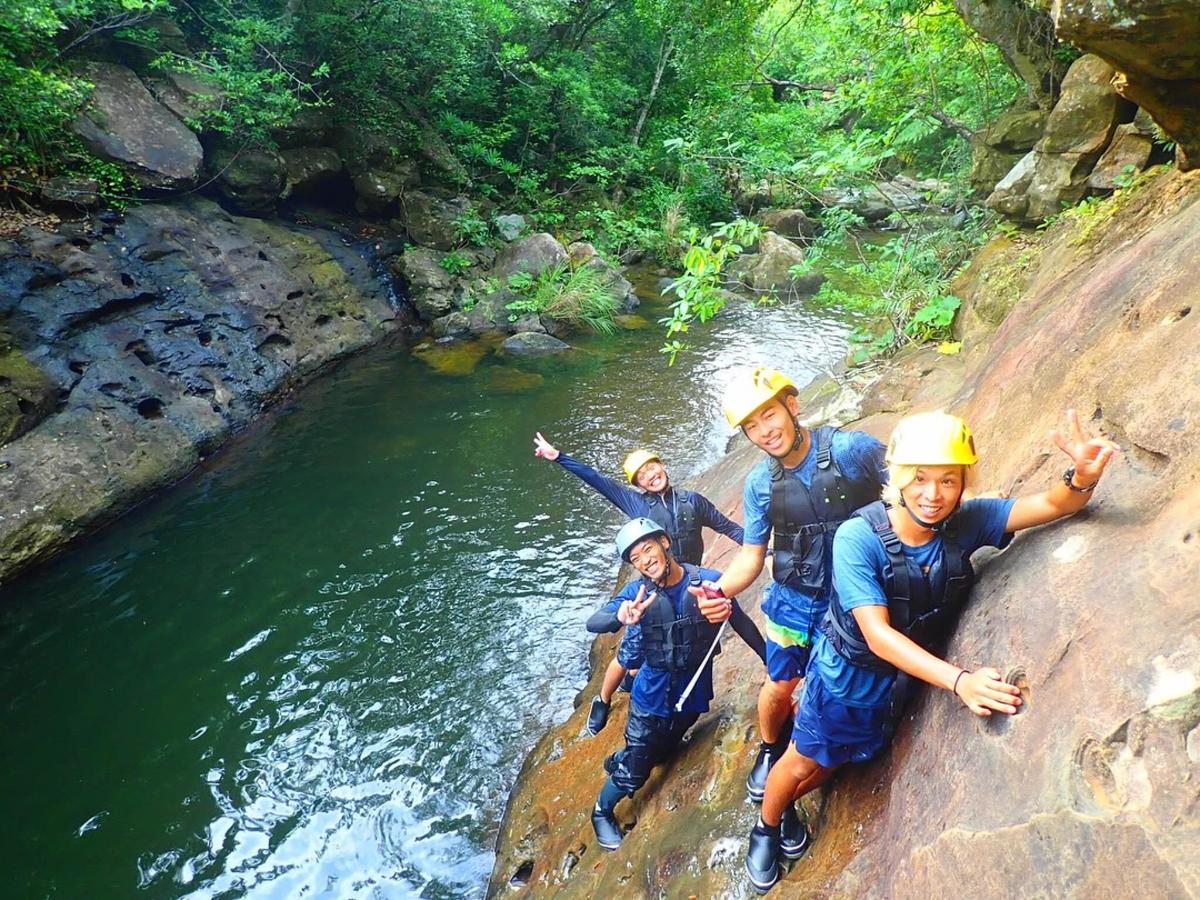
[533,431,560,461]
[1049,408,1120,486]
[689,581,733,623]
[954,667,1022,717]
[618,585,656,625]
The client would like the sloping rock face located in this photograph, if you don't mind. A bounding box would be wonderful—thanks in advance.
[0,199,409,582]
[490,167,1200,896]
[1053,0,1200,171]
[71,62,203,191]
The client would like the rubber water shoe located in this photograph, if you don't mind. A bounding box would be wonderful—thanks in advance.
[587,697,610,736]
[592,807,624,851]
[746,742,779,802]
[780,803,810,860]
[746,822,781,893]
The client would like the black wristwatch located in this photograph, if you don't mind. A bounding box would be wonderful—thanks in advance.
[1063,465,1096,493]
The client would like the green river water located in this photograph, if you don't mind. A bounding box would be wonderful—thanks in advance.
[0,265,861,898]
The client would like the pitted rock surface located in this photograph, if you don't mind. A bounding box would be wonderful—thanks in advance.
[0,199,410,581]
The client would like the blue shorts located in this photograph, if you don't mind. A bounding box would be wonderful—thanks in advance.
[790,674,890,768]
[618,626,644,669]
[765,637,811,683]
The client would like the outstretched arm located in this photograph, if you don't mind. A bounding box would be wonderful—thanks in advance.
[694,493,745,545]
[587,584,655,633]
[714,542,767,598]
[533,431,642,517]
[852,605,1020,716]
[1004,409,1119,532]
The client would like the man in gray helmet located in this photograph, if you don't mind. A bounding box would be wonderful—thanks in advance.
[585,517,766,850]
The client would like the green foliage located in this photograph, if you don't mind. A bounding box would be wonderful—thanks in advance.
[659,218,762,363]
[505,262,618,333]
[805,208,990,358]
[440,250,473,275]
[453,208,491,247]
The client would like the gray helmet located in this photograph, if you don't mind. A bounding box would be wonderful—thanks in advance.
[616,517,668,562]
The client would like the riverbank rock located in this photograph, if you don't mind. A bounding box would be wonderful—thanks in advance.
[0,199,409,582]
[758,208,816,243]
[394,247,458,321]
[281,147,344,199]
[401,192,473,251]
[71,62,203,191]
[208,143,286,217]
[988,55,1131,221]
[494,213,527,241]
[490,166,1200,897]
[1053,0,1200,171]
[500,332,570,356]
[730,231,825,298]
[970,105,1048,196]
[145,69,224,125]
[1087,123,1154,192]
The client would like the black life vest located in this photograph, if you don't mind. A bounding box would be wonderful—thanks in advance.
[769,426,881,593]
[639,564,722,673]
[820,501,976,733]
[645,489,703,566]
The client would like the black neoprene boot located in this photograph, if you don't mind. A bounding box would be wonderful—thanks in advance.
[587,696,610,735]
[746,819,781,893]
[780,803,810,860]
[618,671,635,693]
[592,778,626,851]
[746,739,784,802]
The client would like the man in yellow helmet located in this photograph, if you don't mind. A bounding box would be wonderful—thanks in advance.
[705,367,888,806]
[533,432,744,734]
[744,409,1118,891]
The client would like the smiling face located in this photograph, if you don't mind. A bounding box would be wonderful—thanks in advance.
[628,534,672,583]
[740,396,800,459]
[899,465,965,525]
[633,460,669,493]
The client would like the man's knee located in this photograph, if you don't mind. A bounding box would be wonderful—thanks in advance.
[611,748,654,795]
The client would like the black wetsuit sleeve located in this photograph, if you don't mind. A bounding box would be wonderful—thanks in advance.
[694,492,744,545]
[586,600,623,634]
[556,453,644,518]
[729,601,766,664]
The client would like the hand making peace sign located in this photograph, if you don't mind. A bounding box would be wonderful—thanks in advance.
[1049,408,1120,486]
[618,584,656,625]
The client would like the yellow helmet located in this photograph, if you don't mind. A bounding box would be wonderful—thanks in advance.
[622,449,661,484]
[722,367,798,428]
[886,411,978,466]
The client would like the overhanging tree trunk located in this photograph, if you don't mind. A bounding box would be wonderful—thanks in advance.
[953,0,1066,109]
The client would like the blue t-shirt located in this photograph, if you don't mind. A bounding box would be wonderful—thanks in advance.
[599,566,724,717]
[742,429,888,630]
[810,497,1017,708]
